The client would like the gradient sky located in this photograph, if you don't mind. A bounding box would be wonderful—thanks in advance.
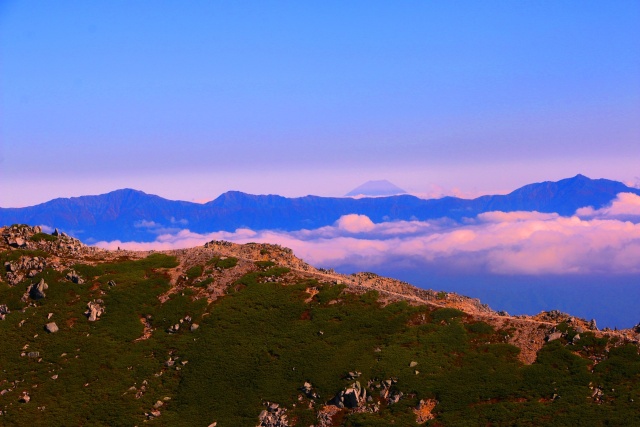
[1,1,639,207]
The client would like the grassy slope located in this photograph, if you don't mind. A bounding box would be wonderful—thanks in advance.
[0,250,638,426]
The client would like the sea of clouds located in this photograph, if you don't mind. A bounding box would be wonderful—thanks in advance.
[93,192,640,276]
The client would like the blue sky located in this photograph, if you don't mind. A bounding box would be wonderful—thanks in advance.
[1,1,639,207]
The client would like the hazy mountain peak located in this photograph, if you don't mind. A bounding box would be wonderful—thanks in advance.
[345,180,407,197]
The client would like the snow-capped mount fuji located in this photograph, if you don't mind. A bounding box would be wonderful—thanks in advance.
[345,180,407,197]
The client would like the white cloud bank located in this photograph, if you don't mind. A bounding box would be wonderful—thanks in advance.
[576,192,640,219]
[96,193,640,276]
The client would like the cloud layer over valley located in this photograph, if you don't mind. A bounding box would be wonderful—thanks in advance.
[96,193,640,276]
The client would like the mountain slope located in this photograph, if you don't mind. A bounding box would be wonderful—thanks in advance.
[1,224,638,426]
[1,175,638,242]
[481,174,638,215]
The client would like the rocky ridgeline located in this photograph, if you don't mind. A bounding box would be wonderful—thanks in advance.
[0,226,611,338]
[0,225,107,271]
[2,224,40,249]
[2,224,639,362]
[0,225,113,285]
[203,240,497,317]
[213,243,640,339]
[2,225,82,253]
[204,240,311,272]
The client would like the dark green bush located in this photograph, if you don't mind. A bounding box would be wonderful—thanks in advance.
[197,277,214,287]
[30,232,58,242]
[185,265,203,278]
[255,260,276,269]
[431,307,464,323]
[208,256,238,269]
[466,321,494,335]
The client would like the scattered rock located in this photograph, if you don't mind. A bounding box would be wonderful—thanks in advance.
[9,237,26,248]
[316,405,340,427]
[409,361,418,368]
[388,390,404,404]
[85,300,105,321]
[107,280,117,287]
[331,381,367,409]
[589,319,598,331]
[190,323,199,331]
[378,378,402,404]
[346,371,361,380]
[45,322,59,333]
[65,270,84,285]
[146,409,161,419]
[591,385,604,403]
[4,256,47,286]
[19,392,30,403]
[546,331,562,342]
[28,279,48,300]
[0,304,9,321]
[258,401,288,427]
[300,381,319,399]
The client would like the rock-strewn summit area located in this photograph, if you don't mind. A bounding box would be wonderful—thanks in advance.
[1,224,639,426]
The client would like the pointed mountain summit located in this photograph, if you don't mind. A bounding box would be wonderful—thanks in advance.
[345,180,407,197]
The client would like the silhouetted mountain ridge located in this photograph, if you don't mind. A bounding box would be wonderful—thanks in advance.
[1,175,638,242]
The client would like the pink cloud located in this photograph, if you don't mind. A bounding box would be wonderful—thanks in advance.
[95,208,640,275]
[576,192,640,218]
[335,214,376,233]
[624,177,640,190]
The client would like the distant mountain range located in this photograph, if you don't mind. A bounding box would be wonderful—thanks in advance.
[2,174,638,243]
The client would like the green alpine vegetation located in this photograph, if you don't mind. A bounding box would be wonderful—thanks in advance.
[0,225,638,426]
